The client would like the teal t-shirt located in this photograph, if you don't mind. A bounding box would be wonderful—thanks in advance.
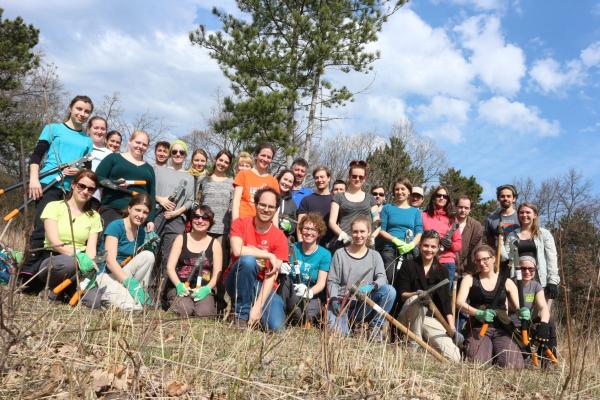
[380,204,423,248]
[38,123,93,191]
[100,219,146,269]
[291,242,331,286]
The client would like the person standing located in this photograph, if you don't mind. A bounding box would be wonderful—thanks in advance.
[225,188,288,331]
[485,184,520,248]
[297,166,333,245]
[276,169,297,237]
[154,141,170,170]
[290,158,313,207]
[410,186,425,209]
[106,131,122,153]
[87,116,110,210]
[455,195,483,275]
[332,180,346,195]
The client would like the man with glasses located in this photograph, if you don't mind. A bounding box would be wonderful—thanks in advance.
[297,166,333,245]
[225,187,288,331]
[370,184,386,251]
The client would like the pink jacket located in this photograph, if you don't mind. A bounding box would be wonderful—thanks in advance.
[421,209,462,264]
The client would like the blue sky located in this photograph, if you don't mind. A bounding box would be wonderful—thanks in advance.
[4,0,600,199]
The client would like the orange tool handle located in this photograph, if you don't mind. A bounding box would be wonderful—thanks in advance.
[3,208,20,222]
[545,348,558,364]
[130,191,138,197]
[69,290,82,306]
[0,189,5,196]
[479,323,489,337]
[184,282,190,289]
[120,256,132,266]
[532,352,539,367]
[126,180,146,185]
[53,279,73,295]
[522,330,529,346]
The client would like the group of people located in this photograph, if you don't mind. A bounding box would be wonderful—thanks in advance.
[7,95,560,368]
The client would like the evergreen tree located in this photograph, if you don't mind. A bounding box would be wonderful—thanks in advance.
[190,0,404,161]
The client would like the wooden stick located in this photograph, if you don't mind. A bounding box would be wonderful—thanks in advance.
[426,300,454,336]
[350,286,446,363]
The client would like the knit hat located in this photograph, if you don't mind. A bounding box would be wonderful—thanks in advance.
[169,139,189,154]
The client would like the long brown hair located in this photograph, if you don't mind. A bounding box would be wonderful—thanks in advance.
[66,170,99,216]
[518,202,540,238]
[425,185,455,218]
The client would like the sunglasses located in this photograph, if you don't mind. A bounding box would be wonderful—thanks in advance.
[349,160,367,168]
[75,182,96,194]
[422,229,440,239]
[171,149,186,156]
[351,174,365,181]
[192,213,211,221]
[521,267,536,272]
[435,193,449,199]
[371,191,385,197]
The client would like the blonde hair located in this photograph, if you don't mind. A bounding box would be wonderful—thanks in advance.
[237,151,254,167]
[129,130,150,143]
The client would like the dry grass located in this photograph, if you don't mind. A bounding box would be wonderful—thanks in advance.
[1,289,598,400]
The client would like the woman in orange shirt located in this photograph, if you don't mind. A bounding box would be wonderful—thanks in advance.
[232,144,279,220]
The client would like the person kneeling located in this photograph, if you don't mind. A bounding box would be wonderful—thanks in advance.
[225,188,288,331]
[280,213,331,326]
[327,216,396,340]
[396,230,461,362]
[165,205,222,317]
[96,195,155,310]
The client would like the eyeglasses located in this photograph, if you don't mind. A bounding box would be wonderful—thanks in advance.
[475,256,493,264]
[171,149,186,156]
[256,202,277,211]
[192,213,211,221]
[371,191,385,197]
[435,193,449,199]
[75,182,96,193]
[302,226,318,233]
[351,174,365,181]
[521,267,536,272]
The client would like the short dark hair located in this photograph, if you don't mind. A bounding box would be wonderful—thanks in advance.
[333,179,346,187]
[455,195,472,206]
[394,178,413,194]
[496,184,518,199]
[253,187,281,209]
[254,143,275,157]
[312,165,331,178]
[371,184,385,192]
[155,141,170,150]
[292,158,308,168]
[192,204,215,229]
[106,130,122,141]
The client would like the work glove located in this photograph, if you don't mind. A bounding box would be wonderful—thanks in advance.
[330,297,342,316]
[518,307,531,321]
[293,283,313,299]
[76,252,95,274]
[440,236,452,250]
[175,282,190,297]
[544,284,558,300]
[279,218,293,234]
[122,276,151,305]
[193,285,211,302]
[358,283,374,294]
[474,309,496,323]
[398,242,415,255]
[279,262,291,275]
[144,231,160,252]
[338,231,351,244]
[391,237,406,250]
[415,290,431,306]
[534,322,550,344]
[453,331,465,347]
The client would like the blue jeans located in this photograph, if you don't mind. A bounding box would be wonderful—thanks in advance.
[327,284,396,336]
[443,262,456,294]
[225,256,285,332]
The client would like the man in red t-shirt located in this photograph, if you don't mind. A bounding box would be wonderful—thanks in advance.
[225,187,288,331]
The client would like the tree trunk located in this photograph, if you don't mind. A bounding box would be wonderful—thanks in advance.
[303,70,321,163]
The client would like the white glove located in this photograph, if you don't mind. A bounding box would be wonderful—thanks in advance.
[338,231,352,244]
[367,235,375,247]
[293,283,313,299]
[280,262,291,275]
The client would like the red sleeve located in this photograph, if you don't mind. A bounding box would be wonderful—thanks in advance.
[270,230,289,262]
[451,227,462,253]
[230,217,244,239]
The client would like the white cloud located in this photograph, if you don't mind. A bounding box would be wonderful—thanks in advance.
[478,96,559,136]
[455,15,526,96]
[530,58,583,93]
[445,0,506,11]
[414,96,470,142]
[370,8,475,100]
[365,96,407,124]
[581,41,600,68]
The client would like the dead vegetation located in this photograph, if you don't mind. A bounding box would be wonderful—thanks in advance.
[0,288,597,400]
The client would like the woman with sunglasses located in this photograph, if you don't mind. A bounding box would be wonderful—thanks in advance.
[232,143,279,220]
[421,186,461,286]
[32,170,103,298]
[327,216,395,339]
[378,178,423,284]
[328,160,378,251]
[154,140,194,267]
[280,213,331,325]
[26,95,95,255]
[95,194,155,310]
[396,230,461,361]
[95,130,156,230]
[503,202,559,307]
[276,169,297,237]
[456,244,526,368]
[165,205,222,317]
